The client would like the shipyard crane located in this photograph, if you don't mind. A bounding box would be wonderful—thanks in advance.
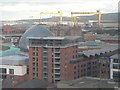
[71,10,102,30]
[40,11,63,24]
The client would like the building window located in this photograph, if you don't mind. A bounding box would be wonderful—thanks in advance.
[33,52,35,56]
[9,69,14,74]
[33,47,35,50]
[0,68,6,74]
[113,64,118,69]
[32,57,35,61]
[33,68,35,71]
[113,71,120,78]
[74,66,76,69]
[113,59,119,63]
[36,57,38,61]
[73,55,74,59]
[33,73,35,77]
[36,48,38,51]
[36,52,38,56]
[33,63,35,66]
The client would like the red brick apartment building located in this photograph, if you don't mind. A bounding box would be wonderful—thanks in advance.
[28,36,118,83]
[28,36,81,83]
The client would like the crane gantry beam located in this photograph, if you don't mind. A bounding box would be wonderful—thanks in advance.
[40,11,63,24]
[71,10,102,30]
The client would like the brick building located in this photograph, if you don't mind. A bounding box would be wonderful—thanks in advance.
[28,35,118,83]
[28,36,81,83]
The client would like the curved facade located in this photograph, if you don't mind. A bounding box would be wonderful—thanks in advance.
[19,24,54,51]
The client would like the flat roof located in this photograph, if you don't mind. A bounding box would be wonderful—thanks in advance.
[27,36,82,41]
[97,35,118,40]
[57,77,118,88]
[27,36,65,40]
[79,44,118,57]
[0,54,29,65]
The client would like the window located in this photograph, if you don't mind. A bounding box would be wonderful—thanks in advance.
[33,63,35,66]
[0,68,6,74]
[33,68,35,71]
[33,73,35,77]
[113,71,120,78]
[113,59,119,63]
[9,69,14,74]
[73,55,75,59]
[36,52,38,56]
[32,57,35,61]
[33,52,35,56]
[74,66,76,69]
[36,57,38,61]
[113,64,118,69]
[36,48,38,51]
[33,47,35,50]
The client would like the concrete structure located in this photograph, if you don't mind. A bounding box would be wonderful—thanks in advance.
[110,54,120,82]
[0,54,29,82]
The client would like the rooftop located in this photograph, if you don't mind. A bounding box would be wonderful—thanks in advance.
[57,77,118,88]
[97,35,118,40]
[110,54,119,59]
[79,44,118,57]
[15,79,48,88]
[0,54,28,65]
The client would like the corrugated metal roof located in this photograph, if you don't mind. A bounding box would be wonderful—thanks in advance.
[79,44,118,57]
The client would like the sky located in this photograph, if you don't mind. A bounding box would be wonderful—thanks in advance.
[0,0,119,21]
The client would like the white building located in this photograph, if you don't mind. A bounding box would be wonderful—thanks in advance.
[0,54,28,81]
[110,54,120,81]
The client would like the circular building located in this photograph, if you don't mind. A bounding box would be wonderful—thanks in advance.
[19,24,54,51]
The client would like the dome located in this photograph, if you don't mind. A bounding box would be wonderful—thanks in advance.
[19,24,54,51]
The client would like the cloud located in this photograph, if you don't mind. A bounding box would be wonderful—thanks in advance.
[0,0,119,20]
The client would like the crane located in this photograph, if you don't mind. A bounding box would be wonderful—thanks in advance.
[40,11,63,24]
[71,10,102,30]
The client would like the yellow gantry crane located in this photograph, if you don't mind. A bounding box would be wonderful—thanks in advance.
[71,10,102,30]
[40,11,63,24]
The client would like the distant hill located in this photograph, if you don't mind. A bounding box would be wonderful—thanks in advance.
[18,13,118,22]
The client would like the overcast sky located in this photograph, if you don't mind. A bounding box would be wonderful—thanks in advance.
[0,0,119,21]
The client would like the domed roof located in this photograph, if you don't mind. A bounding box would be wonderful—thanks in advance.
[19,24,54,51]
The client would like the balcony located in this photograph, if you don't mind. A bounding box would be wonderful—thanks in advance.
[54,62,60,64]
[55,72,60,74]
[43,66,48,68]
[54,50,60,53]
[54,67,60,69]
